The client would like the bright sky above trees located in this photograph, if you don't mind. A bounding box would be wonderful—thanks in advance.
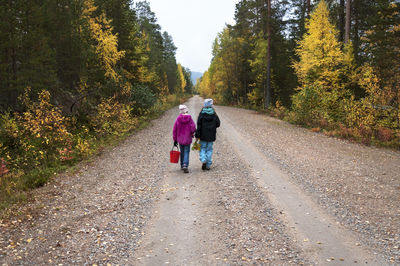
[145,0,240,73]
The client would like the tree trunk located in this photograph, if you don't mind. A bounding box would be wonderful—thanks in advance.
[353,0,359,61]
[306,0,311,17]
[345,0,351,43]
[257,0,263,34]
[339,0,345,42]
[265,0,271,109]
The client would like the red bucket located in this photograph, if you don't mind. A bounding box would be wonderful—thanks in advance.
[170,146,180,163]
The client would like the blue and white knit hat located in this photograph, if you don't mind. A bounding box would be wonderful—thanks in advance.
[204,98,213,108]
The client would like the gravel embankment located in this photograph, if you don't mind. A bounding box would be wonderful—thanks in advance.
[217,105,400,263]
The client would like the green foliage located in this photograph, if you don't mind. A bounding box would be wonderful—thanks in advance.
[130,84,157,115]
[198,27,245,104]
[248,34,268,107]
[291,85,320,125]
[20,167,57,189]
[198,0,299,107]
[247,88,264,108]
[361,1,400,90]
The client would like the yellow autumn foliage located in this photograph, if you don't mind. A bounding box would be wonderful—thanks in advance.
[293,0,344,90]
[177,64,186,93]
[344,65,398,132]
[91,97,138,137]
[292,0,352,123]
[82,0,125,81]
[1,88,73,168]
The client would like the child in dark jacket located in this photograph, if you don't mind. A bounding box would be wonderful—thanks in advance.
[195,99,220,170]
[173,105,196,173]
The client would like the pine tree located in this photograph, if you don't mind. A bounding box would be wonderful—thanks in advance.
[162,32,178,94]
[135,1,165,94]
[248,34,268,107]
[0,0,57,110]
[265,0,272,109]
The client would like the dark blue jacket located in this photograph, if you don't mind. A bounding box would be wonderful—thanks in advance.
[195,108,220,141]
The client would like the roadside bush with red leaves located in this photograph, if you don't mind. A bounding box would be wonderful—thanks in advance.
[338,124,354,139]
[375,127,393,142]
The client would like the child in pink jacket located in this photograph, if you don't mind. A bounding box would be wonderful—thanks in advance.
[173,105,196,173]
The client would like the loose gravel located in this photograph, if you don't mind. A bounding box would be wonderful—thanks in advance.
[204,135,307,264]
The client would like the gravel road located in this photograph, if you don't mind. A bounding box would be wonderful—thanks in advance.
[0,95,399,265]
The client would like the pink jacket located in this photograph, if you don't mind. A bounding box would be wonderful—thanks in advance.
[173,114,196,145]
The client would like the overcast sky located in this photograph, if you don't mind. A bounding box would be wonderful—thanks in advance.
[145,0,240,73]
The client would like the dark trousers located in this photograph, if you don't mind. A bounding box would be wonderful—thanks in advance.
[179,144,190,168]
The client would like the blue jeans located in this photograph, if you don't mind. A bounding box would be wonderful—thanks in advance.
[199,141,213,167]
[179,144,190,168]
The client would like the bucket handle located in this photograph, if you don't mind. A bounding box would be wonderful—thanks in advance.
[171,144,180,151]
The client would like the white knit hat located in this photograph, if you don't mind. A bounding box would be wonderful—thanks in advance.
[179,104,188,114]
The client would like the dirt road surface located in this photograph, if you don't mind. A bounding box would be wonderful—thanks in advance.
[1,96,399,265]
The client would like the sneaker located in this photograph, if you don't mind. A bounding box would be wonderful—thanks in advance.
[205,166,211,170]
[183,167,189,173]
[202,163,207,170]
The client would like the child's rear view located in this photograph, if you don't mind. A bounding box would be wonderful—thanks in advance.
[172,105,196,173]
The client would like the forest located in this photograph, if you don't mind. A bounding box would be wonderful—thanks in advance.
[0,0,193,205]
[197,0,400,148]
